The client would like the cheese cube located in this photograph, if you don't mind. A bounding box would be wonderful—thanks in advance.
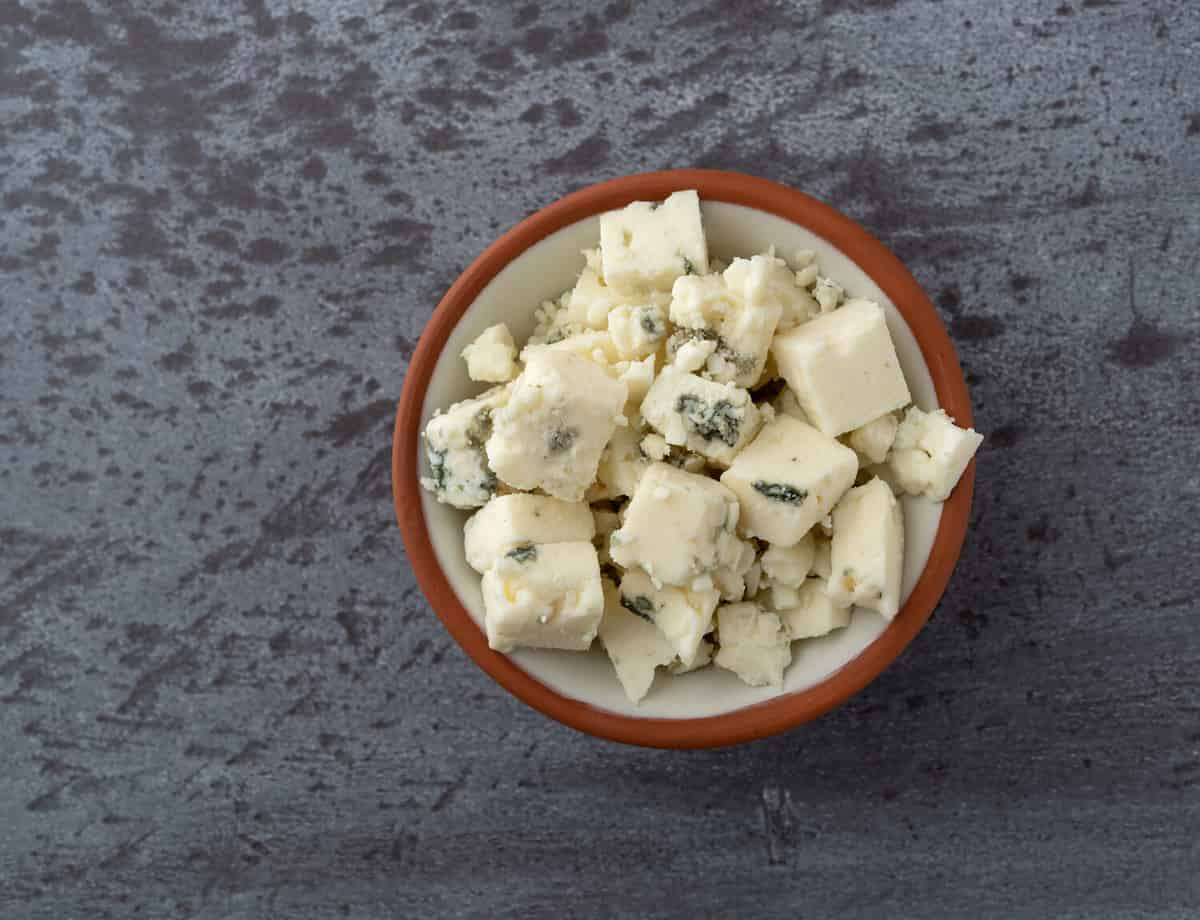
[523,330,619,367]
[760,533,815,588]
[461,323,518,383]
[463,494,595,573]
[668,637,714,674]
[827,477,905,619]
[619,568,720,667]
[845,412,900,466]
[764,583,802,611]
[713,602,791,687]
[671,336,718,373]
[771,299,911,437]
[594,419,651,500]
[600,190,708,293]
[723,253,819,332]
[480,541,604,652]
[719,416,858,547]
[669,273,782,387]
[420,386,509,509]
[710,536,758,602]
[641,366,762,468]
[885,406,983,502]
[486,349,626,502]
[608,303,668,360]
[565,249,629,329]
[598,581,676,704]
[813,276,844,313]
[614,353,656,415]
[777,578,852,639]
[609,463,748,589]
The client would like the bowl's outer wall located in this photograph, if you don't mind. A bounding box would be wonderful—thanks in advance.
[394,169,975,748]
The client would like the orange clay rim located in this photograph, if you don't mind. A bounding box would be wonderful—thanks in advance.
[393,170,975,749]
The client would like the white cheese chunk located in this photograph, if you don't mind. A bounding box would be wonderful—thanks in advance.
[598,581,676,704]
[826,477,905,619]
[420,386,509,509]
[640,366,762,468]
[723,253,818,332]
[607,303,668,360]
[885,406,983,502]
[813,275,844,313]
[669,272,782,387]
[713,602,791,687]
[461,323,518,383]
[771,299,911,437]
[480,541,604,652]
[609,462,748,589]
[760,533,815,588]
[594,418,651,500]
[672,336,718,373]
[812,532,832,580]
[845,411,900,466]
[486,349,626,502]
[565,249,630,330]
[639,432,669,461]
[463,494,595,573]
[719,416,858,547]
[523,330,619,367]
[600,190,708,293]
[619,568,720,667]
[614,353,656,415]
[777,578,852,639]
[764,583,802,611]
[668,637,714,674]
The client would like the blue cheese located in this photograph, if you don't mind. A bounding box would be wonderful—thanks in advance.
[845,411,900,466]
[771,299,911,437]
[723,253,819,332]
[461,323,518,383]
[777,578,852,639]
[713,602,791,687]
[668,272,782,387]
[609,462,750,590]
[618,568,720,667]
[420,386,509,509]
[760,533,815,588]
[885,406,983,502]
[640,366,762,468]
[600,190,708,293]
[598,581,676,704]
[594,417,651,500]
[719,416,859,546]
[463,494,595,573]
[826,477,904,619]
[486,349,626,502]
[608,302,668,360]
[668,637,714,674]
[480,541,604,652]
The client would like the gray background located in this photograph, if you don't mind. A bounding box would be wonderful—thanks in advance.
[1,0,1197,917]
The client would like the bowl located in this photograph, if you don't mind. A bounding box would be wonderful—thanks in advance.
[393,169,975,748]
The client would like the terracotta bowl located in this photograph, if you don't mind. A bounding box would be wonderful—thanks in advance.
[393,170,975,748]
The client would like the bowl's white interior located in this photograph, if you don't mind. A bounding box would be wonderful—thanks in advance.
[418,202,942,719]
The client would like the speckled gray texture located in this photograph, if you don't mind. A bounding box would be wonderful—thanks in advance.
[1,0,1197,917]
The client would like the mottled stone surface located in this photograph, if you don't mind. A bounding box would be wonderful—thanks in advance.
[1,0,1198,917]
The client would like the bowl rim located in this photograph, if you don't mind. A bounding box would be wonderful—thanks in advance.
[393,169,975,749]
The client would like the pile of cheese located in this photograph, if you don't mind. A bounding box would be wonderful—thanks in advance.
[420,191,983,704]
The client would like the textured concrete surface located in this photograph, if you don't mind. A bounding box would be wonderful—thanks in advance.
[1,0,1198,917]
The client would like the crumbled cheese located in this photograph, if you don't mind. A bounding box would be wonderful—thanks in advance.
[610,462,749,590]
[486,349,626,502]
[884,406,983,502]
[641,366,762,468]
[713,602,791,687]
[826,477,904,619]
[608,302,668,360]
[461,323,519,383]
[619,568,720,667]
[777,578,852,639]
[480,541,604,652]
[598,581,676,704]
[845,412,900,466]
[464,493,595,573]
[719,415,858,546]
[760,533,815,588]
[420,386,509,509]
[772,299,911,437]
[600,190,709,293]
